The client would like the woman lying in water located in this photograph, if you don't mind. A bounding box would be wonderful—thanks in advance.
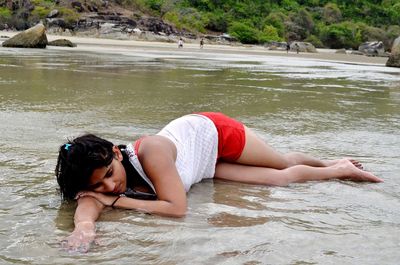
[56,112,382,252]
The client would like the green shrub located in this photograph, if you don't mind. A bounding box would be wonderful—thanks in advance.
[205,10,229,32]
[181,8,208,32]
[164,11,181,29]
[387,3,400,24]
[228,21,259,44]
[323,3,342,24]
[259,25,282,42]
[304,34,324,48]
[32,6,50,19]
[31,0,54,7]
[288,8,315,40]
[0,7,11,24]
[360,25,387,42]
[319,22,361,49]
[58,7,80,25]
[281,0,299,11]
[263,12,287,38]
[387,25,400,40]
[0,7,11,19]
[164,8,208,32]
[146,0,164,13]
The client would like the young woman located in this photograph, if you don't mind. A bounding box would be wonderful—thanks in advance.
[56,112,382,252]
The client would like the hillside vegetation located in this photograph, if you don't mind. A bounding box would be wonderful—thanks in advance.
[1,0,400,49]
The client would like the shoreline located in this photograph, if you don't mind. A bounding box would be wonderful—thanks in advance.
[0,30,389,66]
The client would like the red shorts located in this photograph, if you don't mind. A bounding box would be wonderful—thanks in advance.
[198,112,246,162]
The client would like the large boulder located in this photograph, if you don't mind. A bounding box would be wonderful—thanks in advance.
[358,41,385,56]
[265,41,288,50]
[386,36,400,67]
[290,41,317,53]
[2,24,47,48]
[48,39,76,47]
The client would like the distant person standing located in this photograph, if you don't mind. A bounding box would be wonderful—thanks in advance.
[178,38,183,48]
[200,38,204,49]
[286,42,290,53]
[295,43,300,54]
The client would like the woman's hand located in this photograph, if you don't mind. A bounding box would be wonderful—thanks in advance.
[76,191,118,207]
[61,221,96,253]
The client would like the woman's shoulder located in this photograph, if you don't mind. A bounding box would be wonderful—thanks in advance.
[137,135,177,158]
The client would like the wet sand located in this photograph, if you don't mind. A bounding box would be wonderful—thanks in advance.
[0,30,389,66]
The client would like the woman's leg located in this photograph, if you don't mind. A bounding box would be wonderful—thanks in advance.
[215,159,382,186]
[236,126,334,169]
[215,126,381,185]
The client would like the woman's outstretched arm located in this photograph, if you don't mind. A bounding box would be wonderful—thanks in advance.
[62,196,105,252]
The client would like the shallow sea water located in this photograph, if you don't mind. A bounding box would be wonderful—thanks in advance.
[0,44,399,264]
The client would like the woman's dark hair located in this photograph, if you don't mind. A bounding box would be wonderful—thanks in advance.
[55,134,114,200]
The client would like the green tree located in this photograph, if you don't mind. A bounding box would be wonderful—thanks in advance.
[263,11,287,38]
[259,25,281,42]
[323,3,342,24]
[228,21,259,44]
[205,9,229,32]
[319,22,361,49]
[0,7,12,21]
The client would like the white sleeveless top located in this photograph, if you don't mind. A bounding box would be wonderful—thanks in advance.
[125,114,218,193]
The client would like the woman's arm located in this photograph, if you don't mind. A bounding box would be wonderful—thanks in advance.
[77,136,187,217]
[62,196,105,252]
[132,136,187,217]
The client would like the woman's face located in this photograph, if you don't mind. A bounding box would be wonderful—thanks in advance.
[87,146,127,194]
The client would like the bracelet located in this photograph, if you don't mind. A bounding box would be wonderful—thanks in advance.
[110,195,121,208]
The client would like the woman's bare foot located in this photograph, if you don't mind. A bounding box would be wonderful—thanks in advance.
[324,158,364,169]
[332,159,383,183]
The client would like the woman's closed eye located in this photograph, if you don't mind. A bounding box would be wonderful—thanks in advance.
[105,168,113,178]
[88,165,113,190]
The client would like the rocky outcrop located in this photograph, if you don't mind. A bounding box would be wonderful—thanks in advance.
[290,41,317,53]
[264,41,288,50]
[46,18,76,31]
[358,41,385,56]
[386,36,400,67]
[263,41,317,52]
[48,39,76,47]
[2,23,47,48]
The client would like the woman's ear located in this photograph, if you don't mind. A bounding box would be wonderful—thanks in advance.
[112,146,123,161]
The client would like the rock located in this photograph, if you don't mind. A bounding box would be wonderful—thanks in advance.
[358,41,385,56]
[48,39,76,47]
[264,41,287,50]
[386,36,400,67]
[86,4,98,12]
[99,22,117,34]
[351,51,364,55]
[290,41,317,53]
[138,17,176,35]
[71,1,84,12]
[2,23,47,48]
[46,18,67,28]
[335,48,347,54]
[47,9,59,18]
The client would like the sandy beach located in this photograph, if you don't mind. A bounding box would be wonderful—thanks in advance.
[0,30,389,66]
